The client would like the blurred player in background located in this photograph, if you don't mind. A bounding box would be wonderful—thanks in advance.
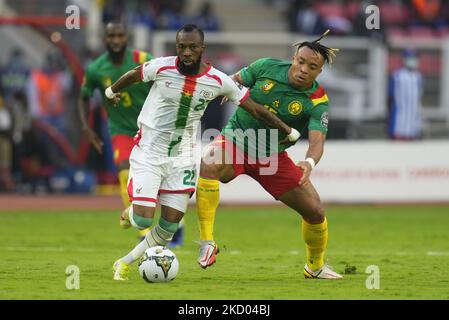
[106,24,300,280]
[196,30,343,279]
[388,48,423,140]
[78,21,184,245]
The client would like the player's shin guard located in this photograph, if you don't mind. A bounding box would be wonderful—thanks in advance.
[196,177,220,241]
[118,169,131,208]
[145,218,178,247]
[302,217,328,271]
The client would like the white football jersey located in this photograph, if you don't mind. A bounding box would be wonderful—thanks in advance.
[136,56,249,156]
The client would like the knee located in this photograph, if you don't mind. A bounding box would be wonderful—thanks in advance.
[200,160,224,180]
[303,203,326,224]
[133,204,154,218]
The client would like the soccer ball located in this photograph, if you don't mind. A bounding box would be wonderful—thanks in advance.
[138,246,179,283]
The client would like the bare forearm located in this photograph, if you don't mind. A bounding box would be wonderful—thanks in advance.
[77,96,90,129]
[111,67,141,93]
[305,131,326,164]
[252,106,291,135]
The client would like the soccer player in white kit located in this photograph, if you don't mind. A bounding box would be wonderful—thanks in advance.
[105,24,300,280]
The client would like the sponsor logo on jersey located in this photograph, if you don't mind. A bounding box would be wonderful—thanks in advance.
[260,80,275,93]
[272,99,280,108]
[321,112,329,129]
[165,81,173,88]
[288,101,302,115]
[200,90,214,99]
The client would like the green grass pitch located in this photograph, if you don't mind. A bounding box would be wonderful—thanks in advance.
[1,205,449,300]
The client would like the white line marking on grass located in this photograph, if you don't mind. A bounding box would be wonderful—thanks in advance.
[289,250,300,255]
[427,251,449,256]
[230,250,241,255]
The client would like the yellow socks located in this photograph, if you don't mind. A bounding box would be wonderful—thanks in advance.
[196,177,220,241]
[118,169,131,208]
[302,217,328,271]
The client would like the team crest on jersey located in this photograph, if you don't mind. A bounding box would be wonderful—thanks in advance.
[103,77,112,87]
[288,101,302,115]
[200,90,214,99]
[260,81,275,93]
[272,100,280,108]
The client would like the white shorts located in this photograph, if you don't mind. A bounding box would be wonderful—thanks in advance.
[127,144,197,210]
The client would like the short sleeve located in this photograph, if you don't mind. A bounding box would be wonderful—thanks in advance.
[308,103,329,134]
[221,74,250,105]
[239,58,268,87]
[141,57,165,83]
[80,65,97,98]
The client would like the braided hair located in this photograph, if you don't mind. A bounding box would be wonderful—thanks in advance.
[293,29,339,66]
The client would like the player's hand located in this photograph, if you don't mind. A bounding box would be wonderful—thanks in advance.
[297,161,312,186]
[105,86,121,106]
[220,96,229,106]
[82,127,104,154]
[107,92,121,106]
[280,128,300,145]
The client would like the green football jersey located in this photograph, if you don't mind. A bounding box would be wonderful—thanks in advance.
[81,48,153,137]
[222,58,329,158]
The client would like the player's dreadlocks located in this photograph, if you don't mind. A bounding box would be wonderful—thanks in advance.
[293,29,339,66]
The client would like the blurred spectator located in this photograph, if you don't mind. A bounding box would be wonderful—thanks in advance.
[288,0,327,35]
[26,52,72,134]
[159,0,187,30]
[0,48,30,101]
[129,0,158,30]
[0,92,15,191]
[410,0,446,27]
[388,49,423,140]
[194,2,221,31]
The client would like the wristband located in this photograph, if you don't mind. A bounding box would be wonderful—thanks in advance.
[287,128,300,142]
[305,157,315,169]
[105,86,115,99]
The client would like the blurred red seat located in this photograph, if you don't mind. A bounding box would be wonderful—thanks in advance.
[388,52,403,73]
[388,27,408,39]
[409,26,436,38]
[419,53,441,76]
[379,2,409,25]
[314,2,345,18]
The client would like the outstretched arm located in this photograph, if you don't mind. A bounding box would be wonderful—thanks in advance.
[239,97,300,144]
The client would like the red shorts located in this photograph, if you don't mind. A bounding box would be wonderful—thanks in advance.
[111,134,134,167]
[212,135,303,199]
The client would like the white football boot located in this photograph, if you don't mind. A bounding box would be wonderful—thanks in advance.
[303,263,343,280]
[197,241,219,269]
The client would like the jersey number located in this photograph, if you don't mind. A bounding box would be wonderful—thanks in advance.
[121,91,132,108]
[183,170,196,186]
[193,98,207,111]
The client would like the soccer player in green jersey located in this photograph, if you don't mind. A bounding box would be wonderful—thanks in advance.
[78,21,181,242]
[196,31,343,279]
